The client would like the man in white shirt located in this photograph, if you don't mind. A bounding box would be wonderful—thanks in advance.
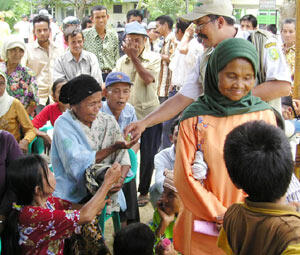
[53,27,103,87]
[14,15,31,43]
[125,0,292,141]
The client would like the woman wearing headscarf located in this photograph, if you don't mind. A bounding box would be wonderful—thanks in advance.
[173,38,277,255]
[0,35,38,116]
[0,71,36,153]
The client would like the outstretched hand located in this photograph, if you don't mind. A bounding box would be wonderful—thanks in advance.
[124,120,146,142]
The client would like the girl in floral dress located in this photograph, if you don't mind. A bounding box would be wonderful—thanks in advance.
[0,155,121,255]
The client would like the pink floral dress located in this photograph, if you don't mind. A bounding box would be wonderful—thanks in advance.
[17,196,80,255]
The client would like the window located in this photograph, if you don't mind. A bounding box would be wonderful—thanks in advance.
[113,5,122,14]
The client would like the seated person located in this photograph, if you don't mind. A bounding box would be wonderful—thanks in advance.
[0,154,121,254]
[150,170,181,246]
[113,223,155,255]
[218,120,300,254]
[53,27,103,88]
[32,78,68,150]
[0,71,36,153]
[150,120,179,207]
[51,74,134,205]
[101,71,140,224]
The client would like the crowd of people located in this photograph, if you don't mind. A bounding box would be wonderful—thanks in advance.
[1,0,300,254]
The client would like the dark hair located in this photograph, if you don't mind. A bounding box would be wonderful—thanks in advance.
[113,223,155,255]
[33,14,50,29]
[91,5,108,17]
[170,118,179,135]
[81,16,92,30]
[267,24,277,35]
[224,120,293,203]
[176,18,191,34]
[126,9,143,23]
[155,15,174,29]
[207,14,235,26]
[52,78,67,95]
[64,26,84,42]
[240,14,257,29]
[1,155,50,255]
[281,18,296,30]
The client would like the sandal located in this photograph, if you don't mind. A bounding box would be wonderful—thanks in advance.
[138,195,149,207]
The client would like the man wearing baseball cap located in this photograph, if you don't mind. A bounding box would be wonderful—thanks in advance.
[101,71,140,225]
[125,0,291,142]
[114,21,162,207]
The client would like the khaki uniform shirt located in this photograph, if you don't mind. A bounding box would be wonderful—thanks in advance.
[26,40,63,105]
[114,49,161,120]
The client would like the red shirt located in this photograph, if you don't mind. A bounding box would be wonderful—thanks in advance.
[18,196,80,255]
[32,103,62,128]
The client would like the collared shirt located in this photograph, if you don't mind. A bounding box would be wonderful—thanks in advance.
[114,48,161,120]
[26,40,63,105]
[157,32,176,97]
[53,49,103,85]
[100,101,137,132]
[154,144,176,194]
[179,28,291,113]
[83,27,119,71]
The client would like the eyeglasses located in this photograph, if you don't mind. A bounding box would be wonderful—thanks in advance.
[195,19,216,30]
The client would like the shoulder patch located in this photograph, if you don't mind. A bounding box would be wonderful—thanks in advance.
[268,48,279,61]
[265,42,276,48]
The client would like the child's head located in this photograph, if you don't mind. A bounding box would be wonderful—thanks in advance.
[224,120,293,203]
[113,223,155,255]
[159,170,181,215]
[169,119,179,148]
[52,78,67,103]
[104,72,132,112]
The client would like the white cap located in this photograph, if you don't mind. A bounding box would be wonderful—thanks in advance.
[181,0,235,21]
[147,21,156,30]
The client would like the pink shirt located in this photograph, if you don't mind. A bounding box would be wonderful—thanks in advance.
[32,103,62,128]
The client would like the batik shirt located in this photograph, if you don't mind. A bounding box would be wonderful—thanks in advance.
[18,196,80,255]
[0,63,38,109]
[83,27,119,71]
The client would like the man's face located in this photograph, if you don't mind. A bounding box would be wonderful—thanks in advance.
[68,33,84,56]
[34,21,50,44]
[128,15,142,24]
[125,34,146,56]
[240,20,255,31]
[92,10,109,29]
[194,15,220,48]
[106,83,131,112]
[156,21,168,37]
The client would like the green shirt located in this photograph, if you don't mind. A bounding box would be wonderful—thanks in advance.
[83,27,119,71]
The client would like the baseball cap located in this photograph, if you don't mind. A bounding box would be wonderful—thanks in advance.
[105,72,133,88]
[125,21,148,37]
[147,21,156,30]
[181,0,235,22]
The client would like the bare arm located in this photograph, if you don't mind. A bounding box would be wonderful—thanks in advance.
[124,93,193,141]
[252,80,291,101]
[78,162,121,224]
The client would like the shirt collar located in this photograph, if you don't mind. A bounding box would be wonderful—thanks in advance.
[65,49,87,62]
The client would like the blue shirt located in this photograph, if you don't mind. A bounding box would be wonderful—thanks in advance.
[100,101,137,132]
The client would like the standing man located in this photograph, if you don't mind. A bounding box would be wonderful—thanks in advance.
[114,21,162,207]
[14,15,31,43]
[26,15,63,111]
[53,27,103,87]
[155,15,176,104]
[83,5,119,82]
[0,12,11,58]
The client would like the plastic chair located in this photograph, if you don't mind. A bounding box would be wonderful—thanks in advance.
[28,123,53,154]
[99,148,138,235]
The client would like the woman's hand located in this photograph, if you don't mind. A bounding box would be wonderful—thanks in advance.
[114,139,137,150]
[104,162,121,187]
[40,131,52,154]
[19,139,29,153]
[157,202,175,225]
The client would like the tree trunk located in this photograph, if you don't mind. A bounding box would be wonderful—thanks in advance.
[294,0,300,99]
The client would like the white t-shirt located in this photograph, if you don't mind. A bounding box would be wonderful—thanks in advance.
[179,28,292,108]
[14,20,31,39]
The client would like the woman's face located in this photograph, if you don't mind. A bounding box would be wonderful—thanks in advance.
[0,75,6,97]
[72,91,102,127]
[218,58,255,101]
[42,167,56,195]
[281,23,296,47]
[7,47,24,65]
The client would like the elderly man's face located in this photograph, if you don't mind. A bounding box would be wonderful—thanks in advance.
[125,34,146,56]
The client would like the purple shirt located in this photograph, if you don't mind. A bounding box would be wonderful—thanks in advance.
[0,130,22,200]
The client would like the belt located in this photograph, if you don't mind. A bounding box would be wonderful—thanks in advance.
[102,69,112,74]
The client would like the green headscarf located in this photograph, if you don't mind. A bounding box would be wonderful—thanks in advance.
[181,38,271,122]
